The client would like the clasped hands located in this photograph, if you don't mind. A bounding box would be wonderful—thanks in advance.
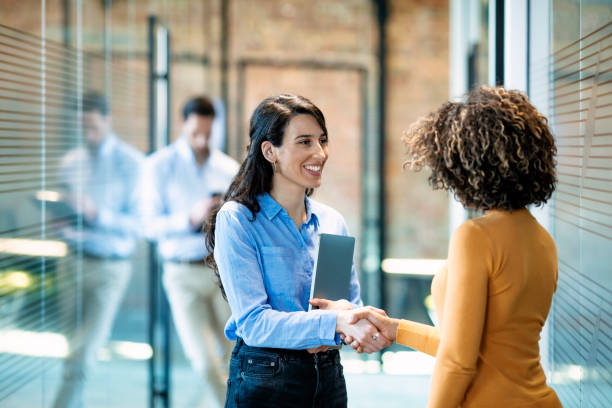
[307,298,399,354]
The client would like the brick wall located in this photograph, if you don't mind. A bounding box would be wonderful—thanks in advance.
[0,0,451,259]
[385,0,450,258]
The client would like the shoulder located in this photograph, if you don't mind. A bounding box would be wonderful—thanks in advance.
[210,150,240,174]
[451,218,490,245]
[112,140,144,171]
[217,200,253,222]
[147,143,176,163]
[143,144,178,174]
[114,138,145,163]
[449,219,495,272]
[216,201,260,242]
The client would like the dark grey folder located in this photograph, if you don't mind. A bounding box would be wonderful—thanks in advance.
[309,233,355,310]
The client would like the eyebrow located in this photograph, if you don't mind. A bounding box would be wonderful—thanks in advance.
[295,133,327,139]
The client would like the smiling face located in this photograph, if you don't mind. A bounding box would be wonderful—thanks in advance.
[263,114,329,194]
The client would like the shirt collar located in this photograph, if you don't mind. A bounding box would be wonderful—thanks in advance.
[259,193,283,220]
[96,133,117,158]
[258,193,320,228]
[304,195,319,228]
[177,136,216,169]
[176,136,195,163]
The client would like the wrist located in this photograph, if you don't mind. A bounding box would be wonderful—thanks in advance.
[389,318,400,341]
[335,310,348,333]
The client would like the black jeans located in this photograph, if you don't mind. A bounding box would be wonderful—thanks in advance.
[225,338,347,408]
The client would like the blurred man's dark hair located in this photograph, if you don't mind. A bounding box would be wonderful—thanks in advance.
[83,91,109,116]
[182,96,215,120]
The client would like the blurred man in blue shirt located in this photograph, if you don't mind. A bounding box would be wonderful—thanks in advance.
[53,91,143,408]
[140,96,238,407]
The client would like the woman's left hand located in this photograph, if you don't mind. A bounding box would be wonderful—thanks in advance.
[306,346,330,354]
[309,298,353,311]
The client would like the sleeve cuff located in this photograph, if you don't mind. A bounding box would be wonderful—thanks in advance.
[317,310,339,346]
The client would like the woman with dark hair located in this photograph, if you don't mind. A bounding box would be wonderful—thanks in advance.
[319,86,562,407]
[204,94,390,408]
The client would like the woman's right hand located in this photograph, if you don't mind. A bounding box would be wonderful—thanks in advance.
[336,309,393,353]
[343,307,399,352]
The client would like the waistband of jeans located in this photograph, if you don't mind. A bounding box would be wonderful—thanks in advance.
[234,337,340,361]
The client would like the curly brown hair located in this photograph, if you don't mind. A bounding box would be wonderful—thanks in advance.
[402,86,557,211]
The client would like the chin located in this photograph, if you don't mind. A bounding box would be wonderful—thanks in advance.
[307,180,322,189]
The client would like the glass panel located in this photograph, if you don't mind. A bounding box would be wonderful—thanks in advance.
[547,1,612,405]
[469,0,490,88]
[384,1,450,334]
[0,1,150,406]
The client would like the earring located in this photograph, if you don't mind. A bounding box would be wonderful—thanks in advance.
[272,161,278,173]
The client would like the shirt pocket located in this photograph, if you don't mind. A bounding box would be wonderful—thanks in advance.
[260,246,306,310]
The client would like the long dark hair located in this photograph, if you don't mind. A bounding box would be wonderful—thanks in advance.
[204,94,327,297]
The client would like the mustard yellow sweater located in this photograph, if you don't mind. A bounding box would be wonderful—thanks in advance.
[396,209,561,408]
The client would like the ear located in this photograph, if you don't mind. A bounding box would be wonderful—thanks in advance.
[261,141,277,163]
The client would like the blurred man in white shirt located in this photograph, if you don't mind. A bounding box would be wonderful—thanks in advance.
[140,96,239,407]
[53,91,143,408]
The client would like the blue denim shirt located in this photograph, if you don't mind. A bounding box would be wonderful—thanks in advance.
[214,193,362,349]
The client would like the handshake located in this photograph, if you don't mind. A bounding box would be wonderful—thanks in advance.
[308,298,400,354]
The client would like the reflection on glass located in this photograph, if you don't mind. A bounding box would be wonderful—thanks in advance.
[51,91,143,408]
[547,1,612,406]
[468,0,489,89]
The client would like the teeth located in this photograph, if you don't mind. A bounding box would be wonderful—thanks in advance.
[305,165,321,172]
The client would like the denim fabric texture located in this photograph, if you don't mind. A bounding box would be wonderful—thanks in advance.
[225,338,347,408]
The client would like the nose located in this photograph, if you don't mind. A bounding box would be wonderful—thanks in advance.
[313,140,327,159]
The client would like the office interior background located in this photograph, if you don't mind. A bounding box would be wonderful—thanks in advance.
[0,0,610,407]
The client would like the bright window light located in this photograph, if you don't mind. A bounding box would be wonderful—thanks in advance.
[0,238,68,258]
[381,258,446,276]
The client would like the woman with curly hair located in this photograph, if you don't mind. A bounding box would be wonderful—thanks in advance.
[314,86,562,407]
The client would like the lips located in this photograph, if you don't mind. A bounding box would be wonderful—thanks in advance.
[304,164,323,176]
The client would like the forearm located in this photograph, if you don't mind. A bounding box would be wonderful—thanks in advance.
[237,307,339,349]
[396,319,439,357]
[142,212,191,239]
[97,209,140,235]
[427,351,476,408]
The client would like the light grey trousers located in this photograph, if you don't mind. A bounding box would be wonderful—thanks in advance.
[163,262,232,405]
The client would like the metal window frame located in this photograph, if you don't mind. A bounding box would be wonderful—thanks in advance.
[147,15,171,408]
